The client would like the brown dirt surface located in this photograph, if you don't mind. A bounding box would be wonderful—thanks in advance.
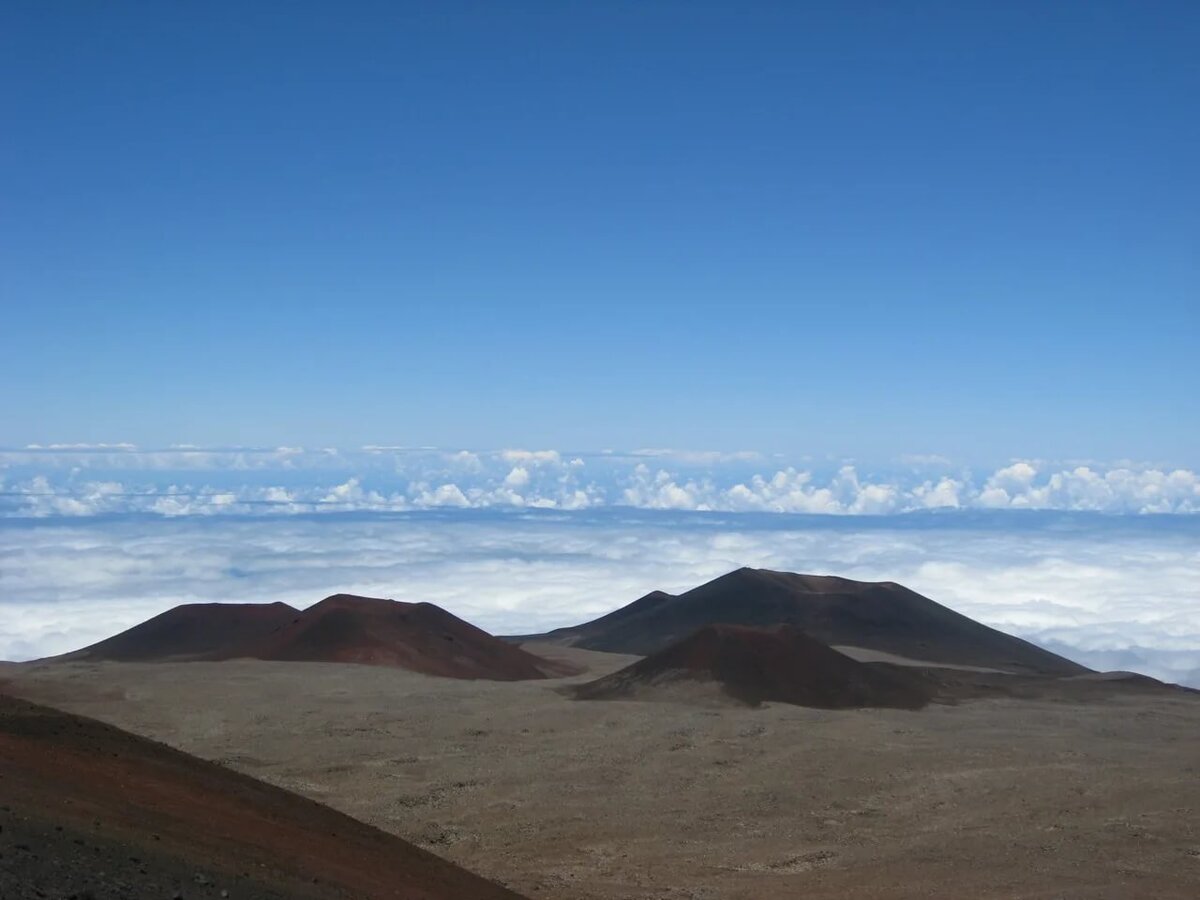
[0,691,528,900]
[573,623,933,710]
[528,566,1088,675]
[5,654,1200,900]
[7,652,1200,900]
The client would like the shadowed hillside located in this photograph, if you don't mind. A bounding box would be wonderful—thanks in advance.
[60,602,300,662]
[531,567,1088,676]
[574,623,933,709]
[57,595,573,681]
[248,594,572,679]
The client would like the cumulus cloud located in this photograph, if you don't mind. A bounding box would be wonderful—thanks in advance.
[317,478,406,511]
[1,511,1196,686]
[411,483,471,508]
[724,469,839,513]
[976,463,1200,513]
[1,449,1197,517]
[444,450,484,472]
[911,477,964,509]
[503,466,531,488]
[621,465,713,511]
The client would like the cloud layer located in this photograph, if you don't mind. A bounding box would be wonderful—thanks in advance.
[2,509,1197,686]
[2,447,1197,517]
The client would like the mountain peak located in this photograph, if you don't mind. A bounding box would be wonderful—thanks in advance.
[525,567,1088,675]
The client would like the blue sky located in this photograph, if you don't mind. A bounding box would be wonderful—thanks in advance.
[2,6,1197,687]
[3,2,1197,461]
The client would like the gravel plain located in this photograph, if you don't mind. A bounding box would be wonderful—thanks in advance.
[5,646,1200,899]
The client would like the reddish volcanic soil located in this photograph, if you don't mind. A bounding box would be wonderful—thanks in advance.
[574,623,933,710]
[0,692,527,900]
[245,595,573,679]
[59,595,574,681]
[532,567,1088,676]
[61,601,300,662]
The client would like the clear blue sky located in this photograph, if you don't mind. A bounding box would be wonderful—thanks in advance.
[3,2,1196,463]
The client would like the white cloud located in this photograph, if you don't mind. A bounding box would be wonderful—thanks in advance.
[412,483,471,508]
[621,465,713,511]
[560,489,593,510]
[912,477,963,509]
[989,461,1039,492]
[974,462,1200,514]
[445,450,484,473]
[850,482,901,514]
[323,478,364,503]
[503,466,531,488]
[1,449,1197,517]
[499,449,561,465]
[723,469,840,513]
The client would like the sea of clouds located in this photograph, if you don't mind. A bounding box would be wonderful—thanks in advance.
[2,500,1197,687]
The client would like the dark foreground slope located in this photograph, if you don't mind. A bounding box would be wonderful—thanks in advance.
[56,595,571,680]
[61,601,300,662]
[533,567,1087,676]
[0,693,527,900]
[574,623,932,709]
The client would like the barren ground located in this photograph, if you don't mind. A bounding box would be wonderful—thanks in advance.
[5,645,1200,899]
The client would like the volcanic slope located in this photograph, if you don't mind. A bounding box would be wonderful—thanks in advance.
[60,595,571,680]
[59,601,300,662]
[533,567,1087,675]
[246,594,570,679]
[0,692,527,900]
[574,623,933,709]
